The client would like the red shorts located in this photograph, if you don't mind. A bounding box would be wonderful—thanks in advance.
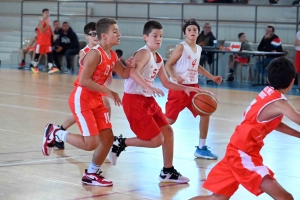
[69,86,111,136]
[165,84,199,120]
[295,51,300,73]
[203,144,275,197]
[35,44,51,54]
[122,93,169,140]
[26,46,36,52]
[236,56,248,64]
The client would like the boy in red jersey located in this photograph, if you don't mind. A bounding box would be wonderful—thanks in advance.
[165,19,222,160]
[108,20,202,183]
[53,22,114,150]
[32,8,55,74]
[190,57,297,200]
[42,18,134,186]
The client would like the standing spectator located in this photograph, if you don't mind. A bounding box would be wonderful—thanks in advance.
[196,23,216,69]
[254,25,283,78]
[294,30,300,90]
[52,21,79,73]
[226,32,252,81]
[18,28,37,69]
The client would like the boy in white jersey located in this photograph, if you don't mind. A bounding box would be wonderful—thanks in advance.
[165,19,222,160]
[53,22,114,150]
[190,57,298,200]
[108,20,201,183]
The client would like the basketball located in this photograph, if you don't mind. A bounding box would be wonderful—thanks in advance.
[192,91,218,116]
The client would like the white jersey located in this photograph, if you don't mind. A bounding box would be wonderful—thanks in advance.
[124,45,163,97]
[170,41,202,84]
[295,31,300,51]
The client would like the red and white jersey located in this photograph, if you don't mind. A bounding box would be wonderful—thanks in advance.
[170,41,202,84]
[74,45,117,88]
[230,86,286,154]
[37,19,51,46]
[124,45,163,97]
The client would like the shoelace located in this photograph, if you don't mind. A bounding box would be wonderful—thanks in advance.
[171,169,182,177]
[95,169,104,178]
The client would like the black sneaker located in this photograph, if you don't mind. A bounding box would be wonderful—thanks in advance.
[226,73,234,82]
[108,134,126,165]
[159,168,190,183]
[54,140,65,149]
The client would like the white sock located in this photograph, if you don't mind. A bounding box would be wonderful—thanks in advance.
[199,139,206,149]
[33,61,39,67]
[48,63,53,69]
[87,162,101,174]
[55,130,69,142]
[31,60,34,65]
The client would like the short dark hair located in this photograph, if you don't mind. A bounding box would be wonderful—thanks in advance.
[238,32,245,38]
[115,49,123,57]
[42,8,49,13]
[53,20,59,24]
[34,28,38,31]
[268,57,295,90]
[96,18,117,40]
[143,20,163,36]
[267,25,275,32]
[84,22,96,34]
[181,18,200,34]
[62,21,68,25]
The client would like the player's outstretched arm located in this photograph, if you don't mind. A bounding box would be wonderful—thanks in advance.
[113,57,135,79]
[165,44,184,84]
[276,122,300,138]
[198,64,222,84]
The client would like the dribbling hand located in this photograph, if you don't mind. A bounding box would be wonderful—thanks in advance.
[184,86,202,96]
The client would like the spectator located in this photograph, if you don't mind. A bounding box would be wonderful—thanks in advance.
[196,23,216,70]
[18,28,37,69]
[52,21,79,73]
[294,30,300,90]
[254,25,283,78]
[52,20,62,47]
[226,32,252,81]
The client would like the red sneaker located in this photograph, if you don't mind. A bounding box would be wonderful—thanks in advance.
[81,169,113,186]
[31,67,39,74]
[19,61,25,67]
[42,123,60,156]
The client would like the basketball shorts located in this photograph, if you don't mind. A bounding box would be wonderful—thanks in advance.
[69,86,111,136]
[35,44,51,54]
[26,46,36,52]
[203,144,275,197]
[165,84,200,120]
[122,93,169,140]
[295,51,300,73]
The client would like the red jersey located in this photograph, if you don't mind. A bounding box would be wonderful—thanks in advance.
[74,45,117,88]
[37,19,51,46]
[229,86,286,154]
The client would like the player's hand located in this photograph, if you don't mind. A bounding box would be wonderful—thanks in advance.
[184,86,202,96]
[148,87,164,97]
[107,90,122,106]
[53,35,57,41]
[105,73,113,85]
[172,76,184,84]
[212,76,222,85]
[125,56,135,68]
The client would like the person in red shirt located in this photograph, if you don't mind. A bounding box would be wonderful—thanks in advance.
[31,8,55,74]
[41,18,135,186]
[190,57,297,200]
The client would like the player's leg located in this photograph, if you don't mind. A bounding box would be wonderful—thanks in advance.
[53,115,76,149]
[165,89,187,125]
[102,96,111,118]
[32,44,42,73]
[259,175,293,200]
[18,48,26,67]
[46,46,59,73]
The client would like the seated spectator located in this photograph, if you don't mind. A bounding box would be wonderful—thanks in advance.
[226,32,252,81]
[53,20,62,41]
[294,30,300,90]
[18,28,38,69]
[52,21,79,73]
[196,23,216,71]
[254,25,283,78]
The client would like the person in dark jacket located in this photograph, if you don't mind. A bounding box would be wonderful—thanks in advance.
[52,21,79,73]
[255,25,283,78]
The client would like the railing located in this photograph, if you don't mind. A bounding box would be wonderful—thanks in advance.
[20,0,300,48]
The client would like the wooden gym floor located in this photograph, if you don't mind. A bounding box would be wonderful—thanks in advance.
[0,68,300,200]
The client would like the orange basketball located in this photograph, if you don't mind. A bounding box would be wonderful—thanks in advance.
[192,91,218,116]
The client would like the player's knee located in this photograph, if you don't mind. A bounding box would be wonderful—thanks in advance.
[99,129,114,144]
[152,134,164,147]
[85,141,98,151]
[167,118,176,125]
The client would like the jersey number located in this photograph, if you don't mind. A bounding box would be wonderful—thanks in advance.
[150,68,158,79]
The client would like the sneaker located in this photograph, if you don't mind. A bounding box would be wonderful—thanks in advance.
[48,67,60,74]
[54,140,65,149]
[18,61,25,67]
[159,168,190,183]
[42,123,60,156]
[31,67,39,74]
[81,169,113,186]
[226,73,234,82]
[108,134,126,165]
[194,146,218,160]
[29,63,34,68]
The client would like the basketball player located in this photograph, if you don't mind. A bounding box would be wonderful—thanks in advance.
[18,28,37,69]
[108,20,201,183]
[165,19,222,160]
[54,22,113,150]
[190,57,297,200]
[42,18,135,186]
[32,8,55,74]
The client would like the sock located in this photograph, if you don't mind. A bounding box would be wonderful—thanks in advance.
[87,162,101,174]
[229,69,235,73]
[48,62,53,69]
[33,61,39,68]
[60,125,66,131]
[31,60,34,65]
[163,166,174,173]
[199,139,206,149]
[55,130,69,142]
[119,138,127,147]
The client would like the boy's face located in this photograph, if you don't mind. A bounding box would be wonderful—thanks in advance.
[144,29,163,50]
[185,25,199,40]
[43,11,49,19]
[102,24,121,46]
[85,30,98,46]
[239,34,246,42]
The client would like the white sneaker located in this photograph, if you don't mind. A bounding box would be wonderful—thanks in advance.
[158,169,190,183]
